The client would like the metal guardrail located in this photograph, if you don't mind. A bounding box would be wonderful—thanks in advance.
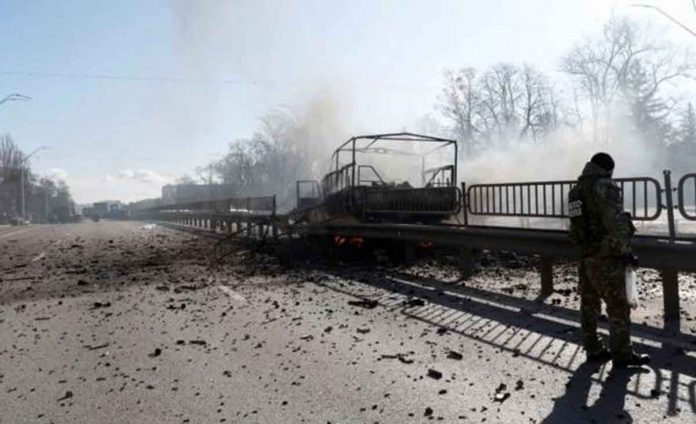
[303,222,694,329]
[678,173,696,221]
[467,177,662,221]
[131,171,696,333]
[137,195,280,240]
[132,195,279,239]
[137,195,276,214]
[228,196,276,213]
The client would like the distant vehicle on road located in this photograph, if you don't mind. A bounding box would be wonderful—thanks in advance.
[53,204,78,223]
[9,216,30,226]
[82,201,127,221]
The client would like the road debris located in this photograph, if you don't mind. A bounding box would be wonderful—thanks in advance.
[446,350,463,360]
[493,383,511,403]
[427,369,443,380]
[348,299,379,309]
[57,390,73,401]
[85,343,110,350]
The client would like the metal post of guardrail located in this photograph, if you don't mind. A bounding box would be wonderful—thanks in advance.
[663,170,676,243]
[246,197,251,239]
[662,267,680,332]
[272,195,278,239]
[459,248,474,279]
[461,182,468,226]
[540,257,554,297]
[661,170,680,331]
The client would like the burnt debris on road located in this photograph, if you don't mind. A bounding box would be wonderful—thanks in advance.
[0,221,695,423]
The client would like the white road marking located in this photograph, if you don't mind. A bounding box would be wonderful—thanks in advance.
[0,226,40,240]
[218,285,247,303]
[51,231,72,246]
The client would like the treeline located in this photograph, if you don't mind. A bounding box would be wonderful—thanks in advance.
[0,135,74,223]
[439,16,696,171]
[187,107,335,207]
[186,15,696,202]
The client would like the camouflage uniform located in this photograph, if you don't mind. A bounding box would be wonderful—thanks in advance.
[569,161,635,361]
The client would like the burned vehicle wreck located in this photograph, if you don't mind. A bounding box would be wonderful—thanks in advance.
[295,132,460,224]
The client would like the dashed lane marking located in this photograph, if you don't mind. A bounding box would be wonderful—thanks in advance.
[0,226,40,240]
[218,285,247,303]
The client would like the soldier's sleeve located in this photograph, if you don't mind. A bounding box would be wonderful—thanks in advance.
[594,179,634,256]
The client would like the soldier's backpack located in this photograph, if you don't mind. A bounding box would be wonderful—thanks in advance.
[568,184,586,243]
[567,183,599,256]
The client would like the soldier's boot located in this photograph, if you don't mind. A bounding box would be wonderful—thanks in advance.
[613,352,651,368]
[586,347,612,363]
[584,335,610,362]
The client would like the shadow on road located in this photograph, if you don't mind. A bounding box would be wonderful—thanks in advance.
[314,265,696,420]
[541,363,642,424]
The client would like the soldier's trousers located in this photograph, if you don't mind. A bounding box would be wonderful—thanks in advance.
[579,257,633,361]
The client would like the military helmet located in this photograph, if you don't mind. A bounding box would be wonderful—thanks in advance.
[590,152,614,172]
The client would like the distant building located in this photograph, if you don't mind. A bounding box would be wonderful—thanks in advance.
[128,198,162,212]
[85,200,128,219]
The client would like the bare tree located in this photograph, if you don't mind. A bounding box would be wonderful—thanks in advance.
[561,16,695,144]
[518,65,559,140]
[438,68,480,155]
[206,110,316,202]
[0,135,75,221]
[0,135,27,216]
[667,101,696,172]
[478,63,522,141]
[438,63,564,152]
[676,102,696,145]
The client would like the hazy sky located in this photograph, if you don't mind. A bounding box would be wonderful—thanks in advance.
[1,0,694,203]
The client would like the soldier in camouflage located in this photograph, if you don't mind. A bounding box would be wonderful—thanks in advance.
[569,153,650,367]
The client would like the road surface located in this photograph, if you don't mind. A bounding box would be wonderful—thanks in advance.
[1,221,694,423]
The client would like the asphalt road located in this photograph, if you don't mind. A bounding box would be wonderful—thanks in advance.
[1,221,695,423]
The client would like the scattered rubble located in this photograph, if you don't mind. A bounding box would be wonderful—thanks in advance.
[57,391,73,401]
[446,350,463,360]
[347,299,379,309]
[427,369,443,380]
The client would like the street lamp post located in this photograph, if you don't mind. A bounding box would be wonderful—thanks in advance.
[0,93,31,108]
[19,147,48,222]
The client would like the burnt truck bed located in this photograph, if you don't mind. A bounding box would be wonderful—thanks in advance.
[323,185,460,223]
